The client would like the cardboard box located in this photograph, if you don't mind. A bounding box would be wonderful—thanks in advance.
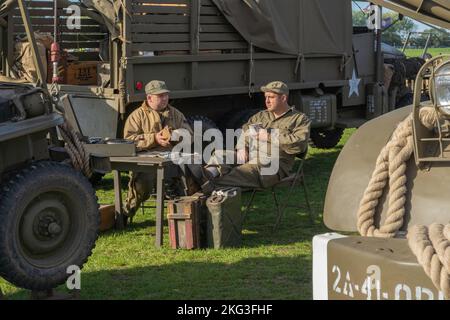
[66,61,98,85]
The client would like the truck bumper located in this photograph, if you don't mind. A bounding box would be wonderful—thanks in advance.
[312,233,445,300]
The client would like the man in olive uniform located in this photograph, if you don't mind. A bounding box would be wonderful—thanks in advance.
[203,81,311,190]
[123,80,193,218]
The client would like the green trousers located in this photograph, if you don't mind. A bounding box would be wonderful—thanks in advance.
[208,150,285,189]
[124,164,200,217]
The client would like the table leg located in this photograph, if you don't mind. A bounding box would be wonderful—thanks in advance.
[155,166,165,248]
[113,170,124,230]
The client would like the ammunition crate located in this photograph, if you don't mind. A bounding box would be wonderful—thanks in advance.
[66,61,98,86]
[167,196,205,249]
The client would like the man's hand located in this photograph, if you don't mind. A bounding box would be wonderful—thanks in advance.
[257,129,270,142]
[236,148,248,164]
[155,130,171,147]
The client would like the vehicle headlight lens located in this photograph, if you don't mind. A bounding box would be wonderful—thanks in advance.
[435,63,450,115]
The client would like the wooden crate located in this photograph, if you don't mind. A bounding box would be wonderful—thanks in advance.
[66,61,98,85]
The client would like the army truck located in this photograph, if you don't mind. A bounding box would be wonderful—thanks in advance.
[0,2,99,293]
[313,0,450,300]
[0,0,438,149]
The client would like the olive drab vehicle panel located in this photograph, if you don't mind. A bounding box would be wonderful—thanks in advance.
[323,105,450,232]
[313,234,444,300]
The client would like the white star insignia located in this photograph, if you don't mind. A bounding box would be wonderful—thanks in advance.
[349,69,361,98]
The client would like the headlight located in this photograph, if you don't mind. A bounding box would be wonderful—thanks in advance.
[434,62,450,115]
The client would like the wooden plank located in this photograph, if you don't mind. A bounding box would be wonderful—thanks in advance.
[7,12,14,77]
[71,51,100,61]
[60,34,107,41]
[200,33,243,42]
[61,42,101,49]
[132,0,188,3]
[12,8,88,17]
[14,25,104,33]
[123,0,132,58]
[132,15,189,24]
[200,24,235,33]
[199,42,247,50]
[132,33,189,42]
[13,17,101,26]
[190,0,200,89]
[17,0,82,8]
[132,42,190,51]
[200,6,221,15]
[190,0,200,54]
[132,5,188,15]
[132,23,189,33]
[200,16,227,24]
[200,0,215,6]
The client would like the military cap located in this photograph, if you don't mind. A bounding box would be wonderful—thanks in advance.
[145,80,170,95]
[261,81,289,95]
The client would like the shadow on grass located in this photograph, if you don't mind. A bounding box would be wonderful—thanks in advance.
[3,256,315,300]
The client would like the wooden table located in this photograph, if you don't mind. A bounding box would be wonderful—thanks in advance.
[109,156,173,248]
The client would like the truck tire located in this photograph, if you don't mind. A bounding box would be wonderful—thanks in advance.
[0,161,99,291]
[187,115,218,133]
[223,109,260,130]
[310,128,344,149]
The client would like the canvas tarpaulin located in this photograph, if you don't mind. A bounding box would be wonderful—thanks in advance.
[211,0,353,56]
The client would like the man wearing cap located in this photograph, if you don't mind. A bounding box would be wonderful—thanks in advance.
[123,80,194,219]
[202,81,311,190]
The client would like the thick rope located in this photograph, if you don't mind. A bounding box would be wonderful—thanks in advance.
[356,107,449,298]
[58,122,93,179]
[408,224,450,299]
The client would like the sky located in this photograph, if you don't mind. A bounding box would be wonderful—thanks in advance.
[352,1,431,32]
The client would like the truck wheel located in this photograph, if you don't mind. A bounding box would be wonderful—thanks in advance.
[223,109,260,130]
[0,161,99,291]
[187,115,218,133]
[310,128,344,149]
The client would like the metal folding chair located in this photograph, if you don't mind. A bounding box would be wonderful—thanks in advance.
[242,150,314,231]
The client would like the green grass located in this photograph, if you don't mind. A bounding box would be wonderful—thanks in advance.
[404,47,450,58]
[0,130,355,300]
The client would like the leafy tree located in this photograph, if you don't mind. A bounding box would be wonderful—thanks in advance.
[352,10,417,47]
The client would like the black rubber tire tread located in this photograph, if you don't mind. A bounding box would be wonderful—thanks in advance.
[310,128,344,149]
[396,92,414,109]
[223,109,260,130]
[0,161,99,291]
[396,92,429,109]
[89,172,105,187]
[187,115,218,133]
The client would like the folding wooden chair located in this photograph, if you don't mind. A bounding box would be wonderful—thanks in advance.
[242,150,314,231]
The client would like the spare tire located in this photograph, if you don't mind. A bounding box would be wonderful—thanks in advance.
[0,161,99,291]
[187,115,218,133]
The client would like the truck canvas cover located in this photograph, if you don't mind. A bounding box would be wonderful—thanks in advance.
[212,0,352,56]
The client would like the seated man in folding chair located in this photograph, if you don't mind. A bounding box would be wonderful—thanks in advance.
[122,80,196,224]
[202,81,311,193]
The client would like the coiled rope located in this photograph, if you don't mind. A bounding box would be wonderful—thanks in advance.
[356,107,449,299]
[58,122,93,179]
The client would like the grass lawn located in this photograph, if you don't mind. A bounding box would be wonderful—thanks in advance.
[404,47,450,57]
[0,129,355,300]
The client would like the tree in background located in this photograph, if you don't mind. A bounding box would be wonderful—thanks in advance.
[352,10,416,47]
[410,28,450,48]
